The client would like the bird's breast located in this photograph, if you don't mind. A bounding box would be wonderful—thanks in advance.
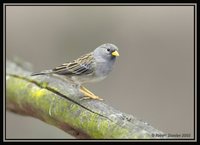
[95,58,115,77]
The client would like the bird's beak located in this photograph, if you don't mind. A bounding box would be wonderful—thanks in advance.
[112,50,119,56]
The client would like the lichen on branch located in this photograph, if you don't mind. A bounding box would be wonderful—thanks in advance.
[6,60,165,139]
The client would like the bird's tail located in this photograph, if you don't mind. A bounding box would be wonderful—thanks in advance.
[31,70,53,76]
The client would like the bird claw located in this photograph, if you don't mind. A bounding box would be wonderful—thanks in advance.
[79,86,104,101]
[80,96,104,101]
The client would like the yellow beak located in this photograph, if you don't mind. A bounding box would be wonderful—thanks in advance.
[112,50,119,56]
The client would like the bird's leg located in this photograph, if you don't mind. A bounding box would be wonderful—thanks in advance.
[81,86,95,95]
[80,86,103,100]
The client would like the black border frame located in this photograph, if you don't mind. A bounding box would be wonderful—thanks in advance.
[3,3,197,142]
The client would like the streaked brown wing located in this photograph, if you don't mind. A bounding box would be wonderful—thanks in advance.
[52,53,95,75]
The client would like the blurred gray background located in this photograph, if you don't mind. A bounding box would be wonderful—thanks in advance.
[6,5,194,139]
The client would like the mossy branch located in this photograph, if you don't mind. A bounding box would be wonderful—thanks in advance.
[6,60,165,139]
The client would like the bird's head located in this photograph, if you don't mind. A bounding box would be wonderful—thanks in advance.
[93,43,119,60]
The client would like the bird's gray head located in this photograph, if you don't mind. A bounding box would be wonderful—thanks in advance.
[93,43,119,61]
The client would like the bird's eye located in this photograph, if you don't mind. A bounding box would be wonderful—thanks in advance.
[107,48,110,52]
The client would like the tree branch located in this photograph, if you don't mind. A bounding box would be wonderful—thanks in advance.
[6,60,165,139]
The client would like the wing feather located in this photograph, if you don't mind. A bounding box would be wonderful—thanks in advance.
[52,53,95,75]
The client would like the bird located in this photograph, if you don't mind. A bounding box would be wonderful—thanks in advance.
[31,43,119,100]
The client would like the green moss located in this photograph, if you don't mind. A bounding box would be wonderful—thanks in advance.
[6,77,28,101]
[32,88,47,99]
[39,81,49,88]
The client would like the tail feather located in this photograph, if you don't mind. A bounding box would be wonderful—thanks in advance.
[31,72,46,76]
[31,70,52,76]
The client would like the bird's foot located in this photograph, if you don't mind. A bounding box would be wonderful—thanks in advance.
[80,96,103,101]
[80,86,103,101]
